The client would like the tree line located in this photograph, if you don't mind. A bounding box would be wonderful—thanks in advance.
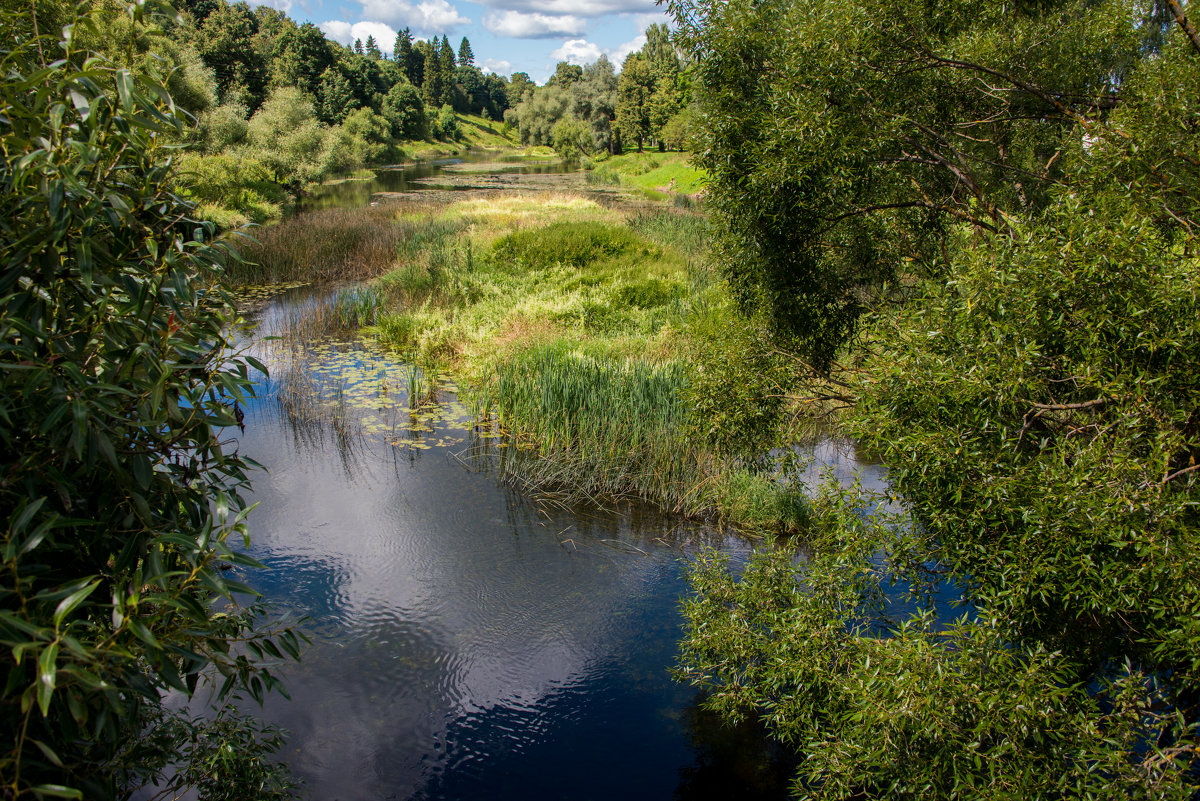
[504,24,695,158]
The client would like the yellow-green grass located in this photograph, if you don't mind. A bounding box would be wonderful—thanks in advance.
[338,192,804,530]
[592,151,707,195]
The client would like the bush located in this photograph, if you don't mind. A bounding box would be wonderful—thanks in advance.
[0,14,300,798]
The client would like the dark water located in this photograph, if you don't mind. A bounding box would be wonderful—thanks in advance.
[300,152,574,211]
[231,295,817,800]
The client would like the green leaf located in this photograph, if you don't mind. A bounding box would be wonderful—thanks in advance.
[54,580,100,628]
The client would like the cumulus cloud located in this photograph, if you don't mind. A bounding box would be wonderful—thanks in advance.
[482,58,514,75]
[251,0,292,12]
[473,0,654,17]
[549,32,645,67]
[355,0,470,34]
[320,20,400,52]
[483,10,586,37]
[548,38,604,64]
[627,10,670,31]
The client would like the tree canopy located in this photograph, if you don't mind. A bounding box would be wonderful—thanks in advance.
[670,0,1200,794]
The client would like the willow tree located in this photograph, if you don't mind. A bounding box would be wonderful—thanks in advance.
[670,0,1200,794]
[1,4,301,798]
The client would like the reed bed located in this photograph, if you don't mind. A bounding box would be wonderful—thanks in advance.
[628,209,710,258]
[231,205,408,284]
[467,344,708,511]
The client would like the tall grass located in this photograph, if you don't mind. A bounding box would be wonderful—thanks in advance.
[628,210,709,258]
[467,343,707,509]
[231,205,409,284]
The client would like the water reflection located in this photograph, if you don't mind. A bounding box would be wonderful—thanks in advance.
[300,153,573,211]
[231,243,889,800]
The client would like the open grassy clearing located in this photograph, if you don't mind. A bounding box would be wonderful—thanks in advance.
[587,151,707,195]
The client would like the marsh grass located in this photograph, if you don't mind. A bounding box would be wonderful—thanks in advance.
[465,343,706,509]
[256,188,808,531]
[232,205,409,284]
[628,210,709,258]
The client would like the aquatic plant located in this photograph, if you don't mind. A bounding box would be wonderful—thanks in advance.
[231,205,409,283]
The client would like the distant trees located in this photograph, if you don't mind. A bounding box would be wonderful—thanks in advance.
[617,24,685,152]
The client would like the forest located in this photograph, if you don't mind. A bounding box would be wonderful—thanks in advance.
[1,0,1198,798]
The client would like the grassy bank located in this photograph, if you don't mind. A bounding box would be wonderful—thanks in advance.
[273,191,803,530]
[587,151,706,195]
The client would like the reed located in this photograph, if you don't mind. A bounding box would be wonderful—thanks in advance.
[468,343,708,511]
[628,210,709,258]
[231,205,408,284]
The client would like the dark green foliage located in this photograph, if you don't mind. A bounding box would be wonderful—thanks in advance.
[395,27,422,87]
[0,10,300,798]
[852,203,1200,679]
[668,0,1148,372]
[316,66,355,124]
[548,61,582,88]
[270,21,334,97]
[669,0,1200,793]
[682,323,787,459]
[492,222,653,269]
[191,1,266,108]
[382,81,425,139]
[457,36,473,67]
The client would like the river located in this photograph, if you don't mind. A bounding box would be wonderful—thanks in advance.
[230,156,886,800]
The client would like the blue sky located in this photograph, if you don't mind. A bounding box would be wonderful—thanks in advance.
[256,0,669,83]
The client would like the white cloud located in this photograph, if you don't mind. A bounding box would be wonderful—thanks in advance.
[251,0,293,12]
[626,10,670,32]
[482,58,514,75]
[320,20,400,52]
[549,38,604,64]
[549,32,645,67]
[610,32,645,64]
[473,0,654,17]
[356,0,470,34]
[483,10,586,37]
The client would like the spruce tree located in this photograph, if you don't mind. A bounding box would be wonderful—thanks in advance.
[364,34,381,60]
[421,43,443,108]
[353,38,363,55]
[395,28,422,86]
[438,35,456,105]
[457,36,474,67]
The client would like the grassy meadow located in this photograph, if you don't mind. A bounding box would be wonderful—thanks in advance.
[586,151,706,195]
[241,181,805,533]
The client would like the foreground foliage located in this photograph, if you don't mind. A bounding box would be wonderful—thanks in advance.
[0,8,299,798]
[671,0,1200,795]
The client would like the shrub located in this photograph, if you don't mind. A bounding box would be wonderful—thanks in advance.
[0,13,300,799]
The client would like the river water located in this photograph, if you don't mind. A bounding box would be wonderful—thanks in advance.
[230,159,886,800]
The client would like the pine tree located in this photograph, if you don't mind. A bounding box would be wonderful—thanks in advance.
[364,34,381,60]
[457,36,474,67]
[395,28,422,86]
[353,38,364,55]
